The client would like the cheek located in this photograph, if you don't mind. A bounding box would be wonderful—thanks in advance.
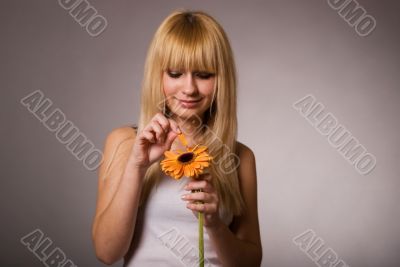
[198,79,216,100]
[162,76,182,111]
[163,73,185,95]
[162,76,175,96]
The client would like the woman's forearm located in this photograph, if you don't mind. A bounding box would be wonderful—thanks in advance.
[92,161,146,264]
[206,221,262,267]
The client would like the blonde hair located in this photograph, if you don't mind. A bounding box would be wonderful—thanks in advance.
[138,9,244,215]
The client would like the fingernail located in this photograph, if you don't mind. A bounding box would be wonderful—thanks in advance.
[181,194,187,199]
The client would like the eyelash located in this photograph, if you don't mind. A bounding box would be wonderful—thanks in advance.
[167,71,215,80]
[167,71,182,78]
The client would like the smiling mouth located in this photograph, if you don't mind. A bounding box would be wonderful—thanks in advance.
[176,98,202,109]
[178,98,202,103]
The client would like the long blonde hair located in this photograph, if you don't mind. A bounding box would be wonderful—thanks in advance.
[138,9,244,216]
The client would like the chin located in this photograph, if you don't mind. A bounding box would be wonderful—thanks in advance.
[172,108,204,120]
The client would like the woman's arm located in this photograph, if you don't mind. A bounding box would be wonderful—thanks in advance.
[91,127,145,265]
[184,142,262,266]
[208,142,262,266]
[92,115,181,265]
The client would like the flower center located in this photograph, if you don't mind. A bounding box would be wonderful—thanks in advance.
[177,152,194,164]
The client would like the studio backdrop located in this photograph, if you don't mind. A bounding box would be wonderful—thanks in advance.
[1,0,399,266]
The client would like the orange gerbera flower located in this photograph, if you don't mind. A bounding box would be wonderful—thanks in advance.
[160,133,213,180]
[160,132,211,267]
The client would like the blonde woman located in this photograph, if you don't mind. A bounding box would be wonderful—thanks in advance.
[92,10,262,266]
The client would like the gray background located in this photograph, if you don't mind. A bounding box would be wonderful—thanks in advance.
[1,0,399,266]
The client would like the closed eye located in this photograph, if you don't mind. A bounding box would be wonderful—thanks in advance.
[166,70,182,78]
[195,72,215,80]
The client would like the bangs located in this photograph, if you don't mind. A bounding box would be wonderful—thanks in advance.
[159,19,218,73]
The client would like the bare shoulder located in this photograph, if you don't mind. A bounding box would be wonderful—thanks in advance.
[95,125,137,209]
[236,141,256,175]
[236,141,255,161]
[99,126,137,181]
[105,125,137,146]
[230,141,261,251]
[92,126,138,236]
[235,141,258,199]
[104,126,137,153]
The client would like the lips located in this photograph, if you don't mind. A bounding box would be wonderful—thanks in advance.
[177,98,202,108]
[179,99,202,103]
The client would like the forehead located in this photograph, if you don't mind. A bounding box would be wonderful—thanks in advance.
[159,28,218,73]
[162,50,217,73]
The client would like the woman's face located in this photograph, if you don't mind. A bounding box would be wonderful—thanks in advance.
[162,69,216,121]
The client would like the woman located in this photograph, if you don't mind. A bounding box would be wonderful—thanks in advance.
[92,10,262,266]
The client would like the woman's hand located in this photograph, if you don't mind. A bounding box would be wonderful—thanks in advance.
[182,173,222,229]
[130,112,181,170]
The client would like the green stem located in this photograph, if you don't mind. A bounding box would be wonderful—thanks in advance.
[192,188,205,267]
[199,211,204,267]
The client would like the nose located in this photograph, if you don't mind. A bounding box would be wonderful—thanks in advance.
[182,72,198,96]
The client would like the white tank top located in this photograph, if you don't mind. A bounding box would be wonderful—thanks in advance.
[123,173,233,267]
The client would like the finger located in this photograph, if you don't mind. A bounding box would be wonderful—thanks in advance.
[142,130,156,143]
[164,130,178,150]
[154,112,170,132]
[186,202,217,213]
[143,121,157,134]
[184,180,213,192]
[167,118,181,134]
[151,120,165,143]
[181,191,213,203]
